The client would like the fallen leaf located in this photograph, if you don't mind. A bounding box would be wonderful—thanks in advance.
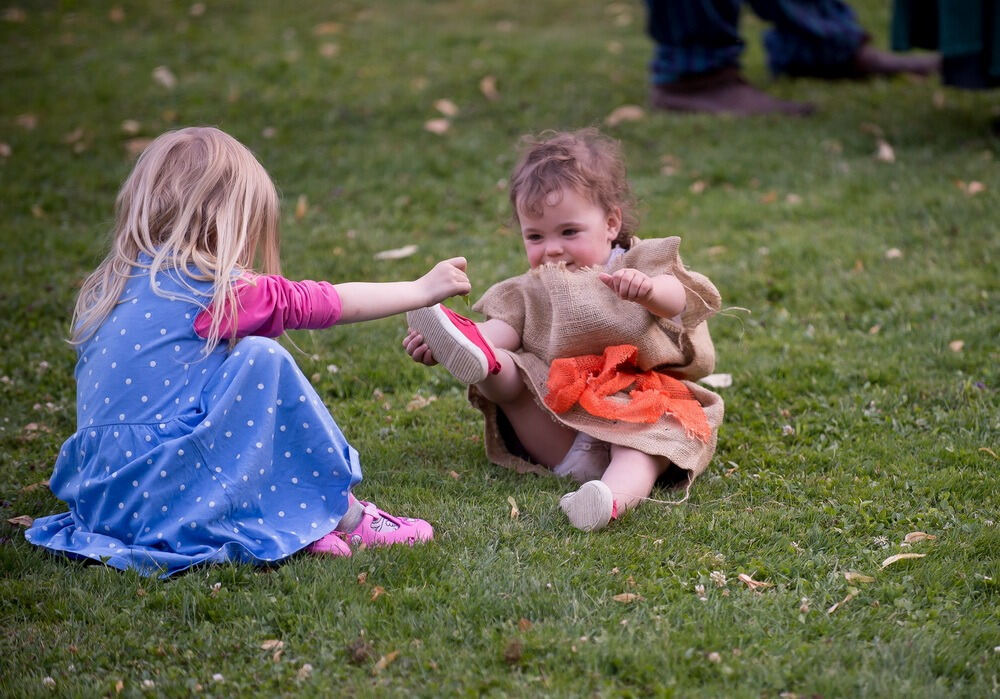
[966,181,985,195]
[707,651,722,663]
[698,373,732,389]
[120,119,141,135]
[4,7,27,22]
[507,495,519,520]
[0,143,10,158]
[448,470,460,480]
[295,194,308,220]
[7,515,34,528]
[371,650,399,675]
[948,340,964,352]
[737,573,773,590]
[760,190,778,204]
[152,66,177,89]
[373,244,418,260]
[884,248,903,260]
[605,104,645,126]
[114,679,124,693]
[785,193,802,205]
[932,90,946,108]
[827,587,859,614]
[405,394,436,411]
[868,324,881,335]
[659,154,681,176]
[518,617,532,632]
[606,40,623,54]
[875,139,895,163]
[260,639,284,651]
[296,663,312,680]
[903,531,937,544]
[689,180,707,194]
[189,3,206,17]
[479,75,499,101]
[20,480,49,492]
[63,128,85,145]
[124,138,152,159]
[16,113,37,129]
[346,637,373,664]
[503,640,522,664]
[318,43,339,58]
[370,585,385,601]
[434,98,459,117]
[612,593,643,603]
[312,22,342,35]
[424,118,451,135]
[357,571,368,584]
[844,571,875,583]
[881,553,927,568]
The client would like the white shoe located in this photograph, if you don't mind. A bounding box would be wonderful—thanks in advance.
[559,480,615,532]
[405,304,500,384]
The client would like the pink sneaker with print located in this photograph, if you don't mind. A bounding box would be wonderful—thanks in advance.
[340,501,433,548]
[406,304,501,384]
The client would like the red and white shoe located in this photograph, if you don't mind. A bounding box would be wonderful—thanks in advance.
[406,304,501,384]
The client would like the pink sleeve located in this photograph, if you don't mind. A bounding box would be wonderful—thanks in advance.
[194,275,343,339]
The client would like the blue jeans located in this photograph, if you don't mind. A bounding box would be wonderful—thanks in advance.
[646,0,867,83]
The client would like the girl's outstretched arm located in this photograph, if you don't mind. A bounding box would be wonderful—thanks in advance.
[335,257,471,324]
[598,269,686,319]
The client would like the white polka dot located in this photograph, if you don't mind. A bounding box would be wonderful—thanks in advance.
[133,344,141,351]
[247,420,254,427]
[160,470,167,477]
[209,501,216,508]
[149,361,156,367]
[257,383,264,390]
[177,449,184,456]
[291,477,298,484]
[141,395,148,403]
[284,451,291,458]
[312,471,319,478]
[299,503,307,509]
[125,378,132,385]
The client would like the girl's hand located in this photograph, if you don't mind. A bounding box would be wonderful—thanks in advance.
[402,329,438,366]
[598,268,652,303]
[417,257,471,307]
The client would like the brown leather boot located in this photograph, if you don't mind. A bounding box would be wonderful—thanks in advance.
[650,67,815,117]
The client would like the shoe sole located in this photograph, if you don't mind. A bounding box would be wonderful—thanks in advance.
[559,480,614,532]
[406,305,489,384]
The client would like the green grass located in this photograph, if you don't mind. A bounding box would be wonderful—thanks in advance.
[2,1,998,696]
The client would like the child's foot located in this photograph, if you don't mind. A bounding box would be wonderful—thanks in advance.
[338,501,434,548]
[406,304,501,384]
[559,480,618,532]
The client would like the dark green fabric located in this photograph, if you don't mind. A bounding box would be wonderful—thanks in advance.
[892,0,1000,86]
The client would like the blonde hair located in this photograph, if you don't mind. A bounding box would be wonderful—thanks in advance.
[71,126,281,354]
[509,128,638,249]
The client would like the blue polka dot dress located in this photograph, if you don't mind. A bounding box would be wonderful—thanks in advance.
[25,261,362,577]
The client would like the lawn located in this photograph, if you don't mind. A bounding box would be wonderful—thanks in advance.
[1,1,998,696]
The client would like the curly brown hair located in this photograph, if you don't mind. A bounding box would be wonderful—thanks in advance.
[508,128,638,249]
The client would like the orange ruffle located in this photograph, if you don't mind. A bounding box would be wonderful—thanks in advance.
[544,344,711,442]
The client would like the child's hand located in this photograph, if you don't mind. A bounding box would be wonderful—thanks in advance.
[402,329,438,366]
[417,257,472,307]
[598,268,653,303]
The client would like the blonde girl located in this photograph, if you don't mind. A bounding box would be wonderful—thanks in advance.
[26,126,470,576]
[404,128,724,532]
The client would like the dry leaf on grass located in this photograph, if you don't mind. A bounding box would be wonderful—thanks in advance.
[507,495,519,520]
[434,99,459,117]
[405,394,436,411]
[20,480,49,492]
[875,139,895,163]
[318,43,339,58]
[370,586,385,601]
[371,650,399,675]
[16,113,37,130]
[881,553,927,568]
[518,617,532,632]
[956,180,986,196]
[699,373,732,389]
[612,593,643,603]
[689,180,707,194]
[827,587,859,614]
[7,515,34,528]
[884,248,903,260]
[605,105,645,126]
[448,470,460,480]
[948,340,964,353]
[844,571,875,583]
[357,571,368,584]
[152,66,177,89]
[424,118,451,135]
[312,22,342,35]
[903,531,937,544]
[373,244,418,260]
[296,664,312,680]
[737,573,773,590]
[294,195,308,220]
[479,75,499,101]
[124,138,152,159]
[260,639,284,651]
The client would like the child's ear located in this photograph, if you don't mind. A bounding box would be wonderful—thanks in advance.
[606,206,622,239]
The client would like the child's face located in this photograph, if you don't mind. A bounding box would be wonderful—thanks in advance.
[518,187,621,271]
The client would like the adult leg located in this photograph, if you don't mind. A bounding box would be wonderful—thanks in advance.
[645,0,815,115]
[750,0,939,78]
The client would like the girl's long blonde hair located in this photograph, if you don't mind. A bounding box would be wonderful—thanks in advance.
[72,126,281,354]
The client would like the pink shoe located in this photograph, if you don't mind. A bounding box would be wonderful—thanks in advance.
[406,304,501,384]
[306,531,353,557]
[339,501,434,548]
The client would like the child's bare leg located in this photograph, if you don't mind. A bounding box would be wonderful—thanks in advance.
[560,446,668,531]
[602,446,669,511]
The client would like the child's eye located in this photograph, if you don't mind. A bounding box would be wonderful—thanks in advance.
[525,234,542,242]
[561,229,579,237]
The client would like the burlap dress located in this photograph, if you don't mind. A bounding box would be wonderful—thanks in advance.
[469,236,724,484]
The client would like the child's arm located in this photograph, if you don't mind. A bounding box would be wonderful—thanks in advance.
[335,257,470,324]
[195,258,470,338]
[598,269,686,319]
